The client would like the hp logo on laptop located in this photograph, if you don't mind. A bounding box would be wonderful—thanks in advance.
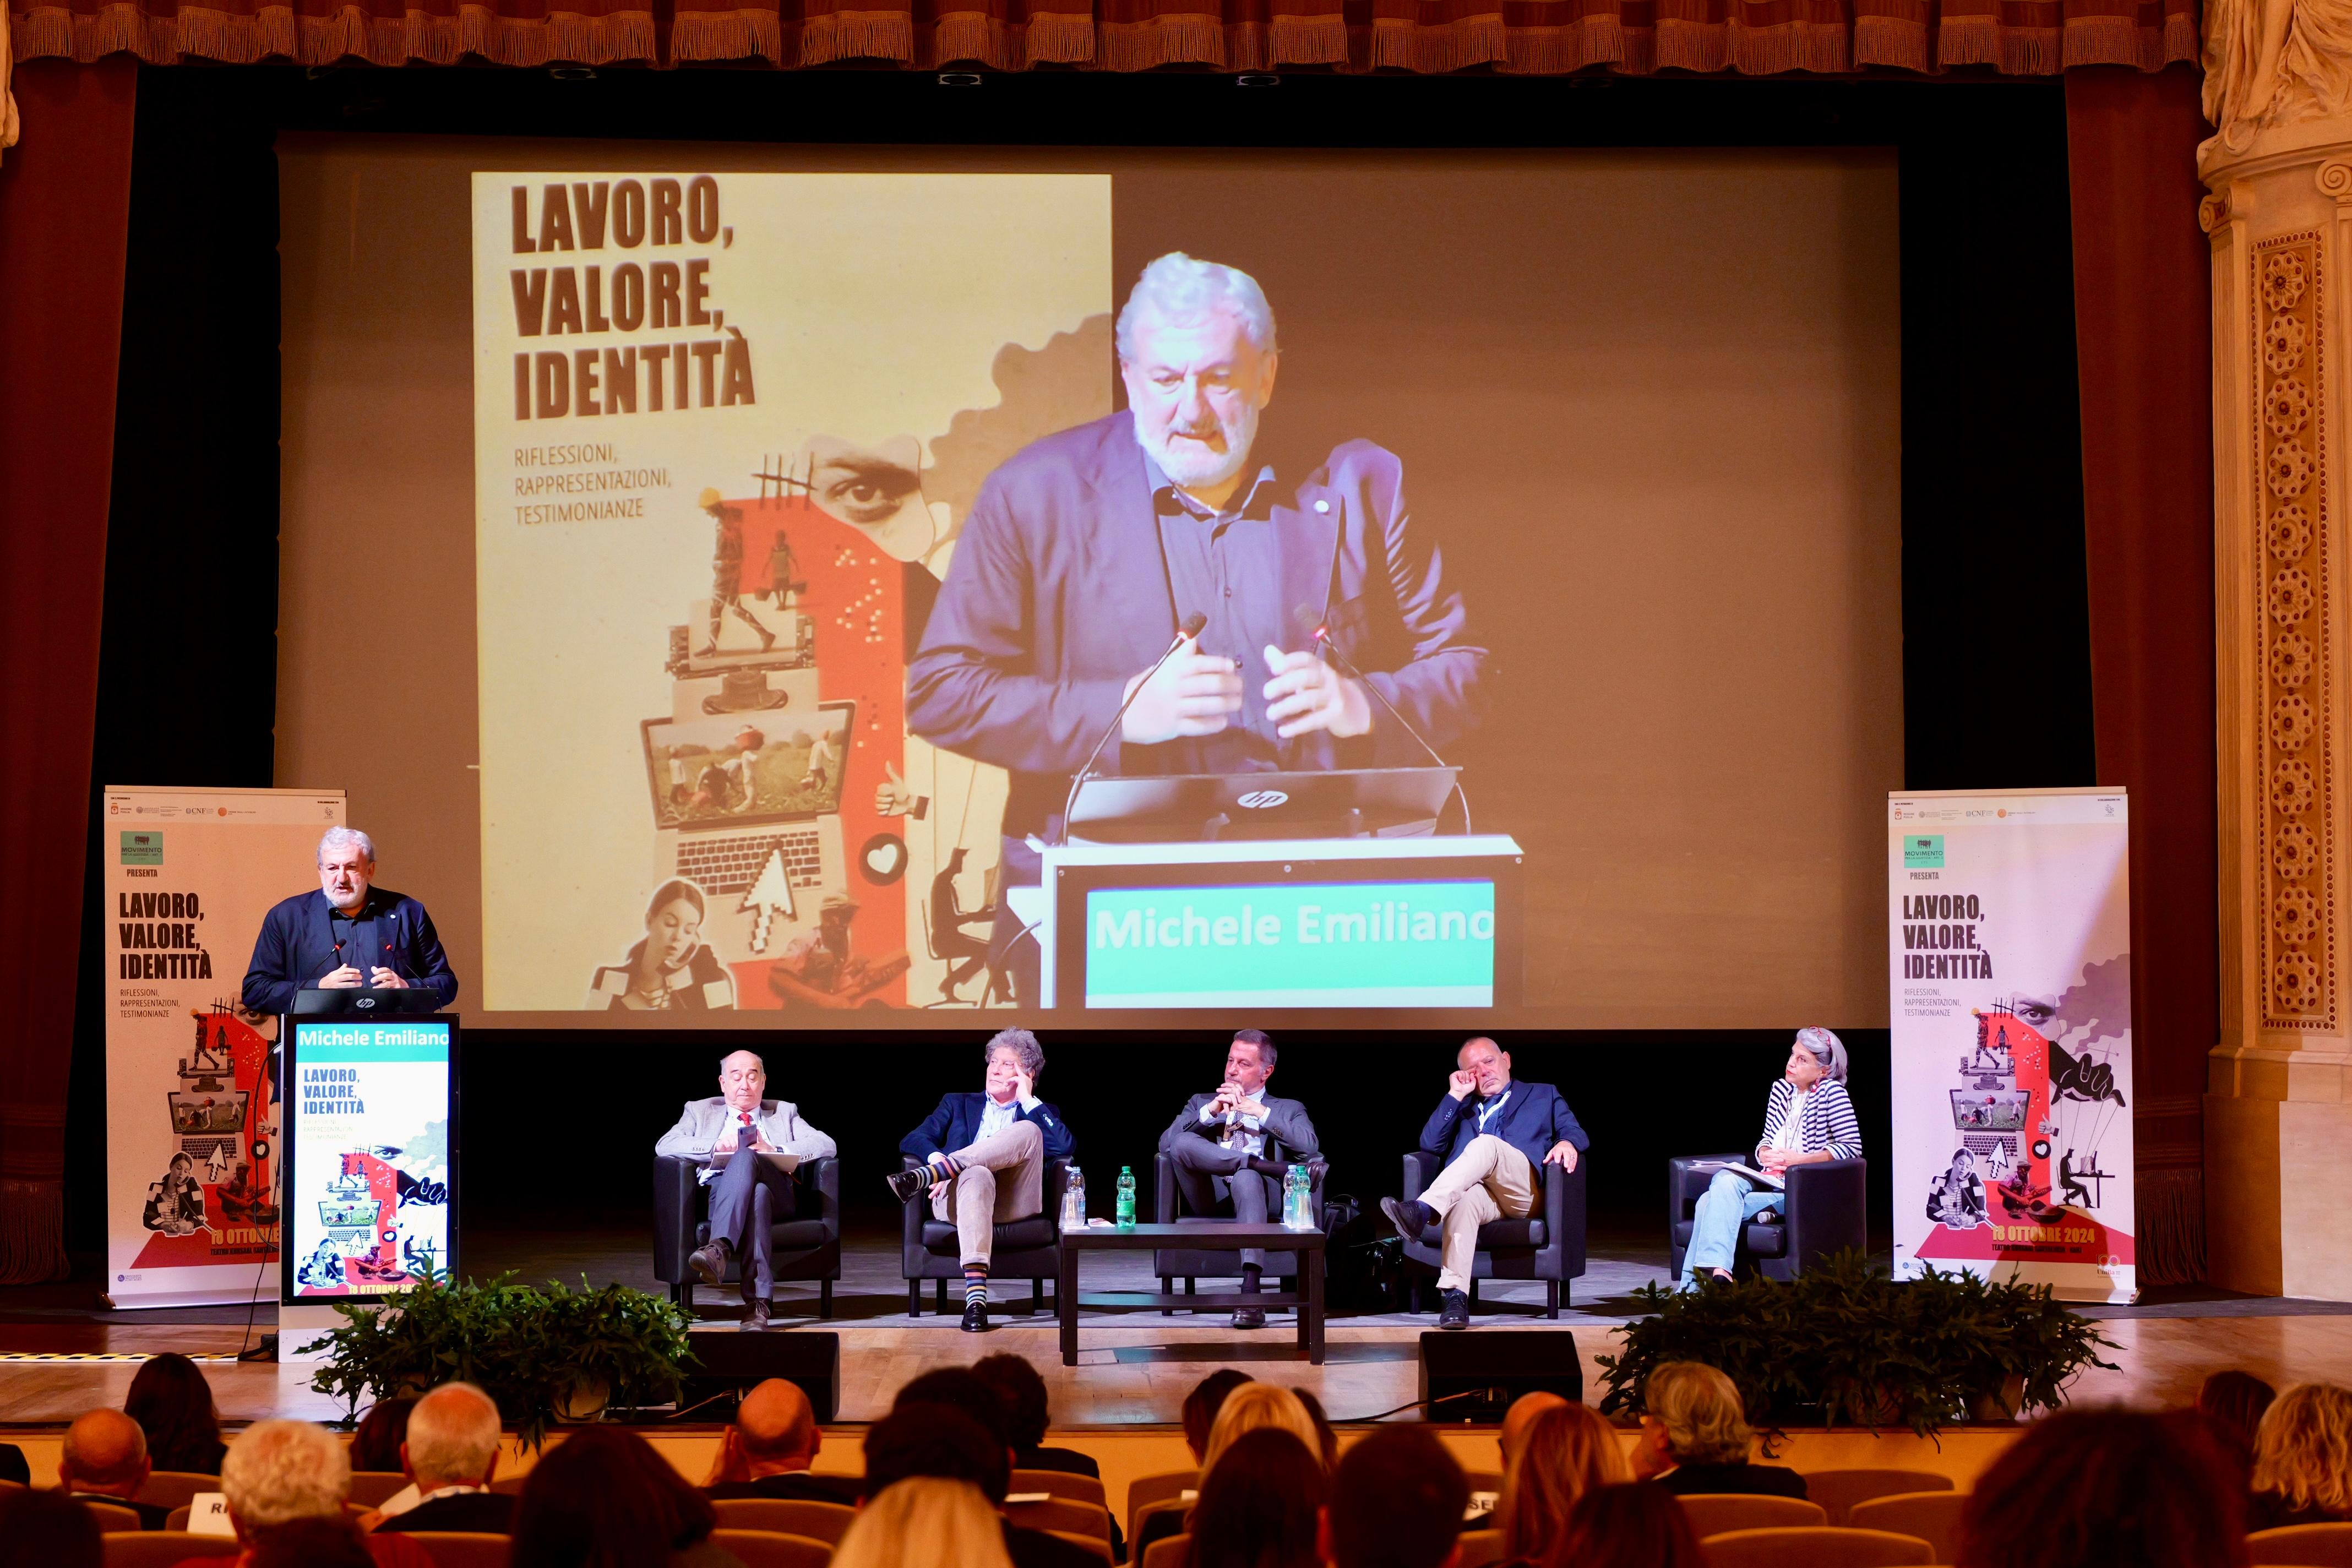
[355,997,378,1010]
[1235,790,1290,810]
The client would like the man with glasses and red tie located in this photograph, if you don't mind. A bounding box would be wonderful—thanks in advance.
[658,1049,837,1331]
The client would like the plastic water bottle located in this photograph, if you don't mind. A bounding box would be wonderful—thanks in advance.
[1286,1164,1312,1229]
[1061,1168,1086,1231]
[1115,1166,1137,1227]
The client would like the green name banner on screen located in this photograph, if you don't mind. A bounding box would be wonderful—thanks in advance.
[1082,880,1496,1009]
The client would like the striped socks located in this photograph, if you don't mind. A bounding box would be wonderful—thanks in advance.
[933,1154,966,1181]
[963,1264,989,1305]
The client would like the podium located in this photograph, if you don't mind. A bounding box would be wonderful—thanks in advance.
[1028,768,1522,1011]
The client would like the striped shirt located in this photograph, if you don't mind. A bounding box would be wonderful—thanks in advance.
[1761,1078,1862,1161]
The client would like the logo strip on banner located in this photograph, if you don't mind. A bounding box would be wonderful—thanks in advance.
[1887,788,2137,1303]
[103,787,347,1309]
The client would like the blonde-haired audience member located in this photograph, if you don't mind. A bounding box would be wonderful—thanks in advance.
[2251,1381,2352,1531]
[1496,1402,1632,1567]
[831,1477,1015,1568]
[1200,1382,1325,1477]
[1631,1362,1807,1499]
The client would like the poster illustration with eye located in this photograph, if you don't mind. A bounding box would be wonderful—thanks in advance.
[471,173,1112,1012]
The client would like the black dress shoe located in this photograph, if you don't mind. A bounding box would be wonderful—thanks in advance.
[1380,1196,1433,1244]
[960,1298,990,1333]
[886,1167,932,1204]
[1439,1289,1471,1330]
[740,1297,771,1332]
[1231,1305,1266,1330]
[687,1240,729,1286]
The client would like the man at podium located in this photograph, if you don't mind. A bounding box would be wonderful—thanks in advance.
[240,827,459,1014]
[908,252,1489,1000]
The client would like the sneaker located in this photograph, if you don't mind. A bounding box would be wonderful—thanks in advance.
[1231,1305,1266,1330]
[960,1297,990,1333]
[1439,1289,1471,1330]
[739,1297,771,1332]
[1380,1196,1433,1244]
[687,1240,728,1286]
[886,1166,933,1204]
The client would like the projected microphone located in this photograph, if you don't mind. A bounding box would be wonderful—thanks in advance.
[1060,612,1210,845]
[1293,603,1473,835]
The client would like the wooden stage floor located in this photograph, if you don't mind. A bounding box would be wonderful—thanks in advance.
[4,1227,2349,1430]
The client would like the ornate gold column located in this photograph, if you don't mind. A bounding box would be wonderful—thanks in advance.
[2202,45,2352,1292]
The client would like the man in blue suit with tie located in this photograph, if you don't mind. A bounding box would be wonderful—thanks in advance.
[888,1028,1075,1333]
[239,827,458,1015]
[1382,1037,1586,1330]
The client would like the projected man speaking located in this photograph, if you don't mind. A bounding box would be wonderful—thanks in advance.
[908,253,1488,1000]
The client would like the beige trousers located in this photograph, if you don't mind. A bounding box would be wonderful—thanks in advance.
[1417,1133,1539,1292]
[931,1118,1045,1268]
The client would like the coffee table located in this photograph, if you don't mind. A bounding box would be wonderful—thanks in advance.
[1056,1221,1326,1365]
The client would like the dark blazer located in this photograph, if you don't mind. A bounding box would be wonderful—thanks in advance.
[375,1490,516,1533]
[70,1492,172,1530]
[241,888,459,1015]
[1015,1446,1101,1480]
[907,411,1489,839]
[1654,1462,1809,1499]
[901,1092,1074,1164]
[1159,1092,1321,1167]
[705,1472,863,1506]
[1419,1080,1588,1174]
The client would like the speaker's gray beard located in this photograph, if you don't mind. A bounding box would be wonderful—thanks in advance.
[1135,403,1259,492]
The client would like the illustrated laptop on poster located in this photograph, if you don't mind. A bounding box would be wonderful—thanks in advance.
[642,700,854,962]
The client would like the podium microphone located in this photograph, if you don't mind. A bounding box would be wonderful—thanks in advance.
[1061,611,1209,845]
[1294,604,1472,835]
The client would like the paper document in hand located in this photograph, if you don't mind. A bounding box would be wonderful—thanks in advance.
[1691,1161,1785,1190]
[709,1149,801,1174]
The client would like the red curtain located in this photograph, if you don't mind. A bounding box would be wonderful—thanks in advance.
[0,57,135,1283]
[2066,63,2216,1288]
[9,0,2192,70]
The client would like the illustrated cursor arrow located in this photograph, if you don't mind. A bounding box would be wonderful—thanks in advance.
[739,846,797,954]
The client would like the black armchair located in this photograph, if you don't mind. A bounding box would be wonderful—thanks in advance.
[901,1156,1072,1316]
[652,1155,839,1317]
[1150,1152,1326,1311]
[1397,1149,1586,1318]
[1667,1155,1866,1283]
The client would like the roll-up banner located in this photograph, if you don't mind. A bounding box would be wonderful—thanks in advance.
[1888,787,2137,1303]
[103,786,347,1308]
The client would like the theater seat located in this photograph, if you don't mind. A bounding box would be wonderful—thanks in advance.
[708,1531,831,1568]
[1847,1493,1967,1561]
[1700,1526,1935,1568]
[2248,1522,2352,1566]
[103,1533,239,1568]
[1800,1471,1953,1527]
[1676,1495,1827,1537]
[710,1498,855,1543]
[393,1533,511,1568]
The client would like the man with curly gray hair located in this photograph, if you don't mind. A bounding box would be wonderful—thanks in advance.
[889,1028,1076,1333]
[216,1419,438,1565]
[241,825,458,1015]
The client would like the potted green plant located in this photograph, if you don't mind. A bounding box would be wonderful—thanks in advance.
[302,1271,696,1448]
[1594,1251,2115,1439]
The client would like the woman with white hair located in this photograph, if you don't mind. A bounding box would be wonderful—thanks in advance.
[1678,1027,1863,1289]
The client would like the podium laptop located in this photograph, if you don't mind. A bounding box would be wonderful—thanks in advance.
[1066,766,1460,844]
[290,987,446,1016]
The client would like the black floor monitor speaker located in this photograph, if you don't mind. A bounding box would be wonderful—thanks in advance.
[1418,1330,1583,1422]
[680,1330,840,1422]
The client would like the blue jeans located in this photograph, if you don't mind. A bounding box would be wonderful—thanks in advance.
[1679,1170,1782,1288]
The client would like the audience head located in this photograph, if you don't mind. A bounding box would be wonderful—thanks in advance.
[1190,1428,1324,1568]
[1203,1382,1324,1477]
[1498,1390,1570,1463]
[1551,1482,1705,1568]
[894,1366,1017,1462]
[1642,1361,1750,1467]
[348,1395,417,1474]
[405,1381,502,1489]
[0,1489,101,1568]
[221,1420,350,1536]
[2254,1381,2352,1515]
[2198,1370,2278,1475]
[123,1351,226,1473]
[1955,1407,2246,1568]
[831,1477,1015,1568]
[1292,1389,1341,1472]
[509,1424,718,1568]
[59,1408,149,1498]
[1500,1402,1631,1561]
[862,1406,1011,1505]
[249,1517,376,1568]
[1182,1370,1256,1463]
[971,1354,1052,1454]
[1322,1425,1468,1568]
[729,1378,821,1476]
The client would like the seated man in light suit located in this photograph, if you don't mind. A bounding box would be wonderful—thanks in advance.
[656,1049,837,1332]
[1156,1028,1321,1330]
[1381,1037,1587,1331]
[886,1028,1075,1333]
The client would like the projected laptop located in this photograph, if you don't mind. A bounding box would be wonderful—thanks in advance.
[1066,766,1460,844]
[642,700,853,963]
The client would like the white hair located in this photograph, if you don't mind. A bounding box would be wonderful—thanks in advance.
[405,1382,502,1487]
[1115,252,1278,363]
[833,1478,1015,1568]
[319,826,375,863]
[221,1419,349,1527]
[1795,1026,1849,1084]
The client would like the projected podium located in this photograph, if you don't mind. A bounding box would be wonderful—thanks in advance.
[1030,768,1522,1011]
